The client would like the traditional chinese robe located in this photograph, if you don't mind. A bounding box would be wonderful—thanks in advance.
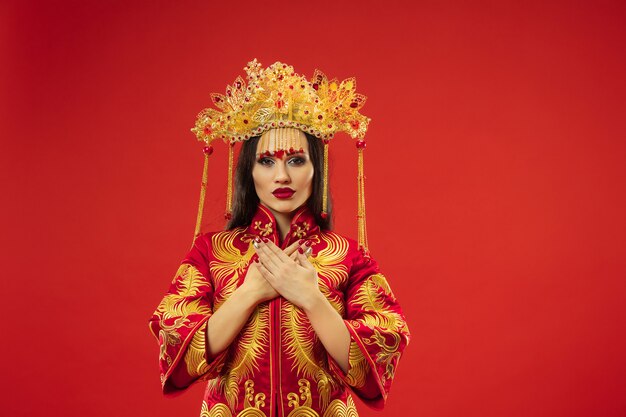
[148,203,411,417]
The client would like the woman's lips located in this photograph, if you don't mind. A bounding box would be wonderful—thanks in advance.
[272,188,295,199]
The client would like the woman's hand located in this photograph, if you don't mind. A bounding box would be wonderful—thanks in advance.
[253,237,321,310]
[240,239,307,305]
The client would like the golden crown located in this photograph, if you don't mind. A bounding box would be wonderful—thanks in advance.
[191,59,370,144]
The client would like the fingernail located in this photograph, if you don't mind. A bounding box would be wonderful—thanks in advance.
[262,237,269,243]
[297,247,304,254]
[254,236,261,243]
[304,240,312,247]
[254,258,259,263]
[298,239,304,244]
[253,241,259,249]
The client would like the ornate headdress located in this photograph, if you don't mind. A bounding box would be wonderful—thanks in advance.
[190,59,371,255]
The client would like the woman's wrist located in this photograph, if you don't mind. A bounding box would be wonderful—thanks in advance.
[234,284,261,309]
[301,289,326,315]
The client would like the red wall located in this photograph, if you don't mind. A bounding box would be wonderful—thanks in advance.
[2,1,625,416]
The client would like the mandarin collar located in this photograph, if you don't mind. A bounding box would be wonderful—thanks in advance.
[246,203,319,247]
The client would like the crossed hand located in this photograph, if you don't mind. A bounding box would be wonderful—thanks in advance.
[242,237,320,309]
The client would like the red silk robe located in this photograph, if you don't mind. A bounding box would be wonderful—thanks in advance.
[148,204,411,417]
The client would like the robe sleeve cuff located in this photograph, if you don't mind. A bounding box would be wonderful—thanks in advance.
[161,315,228,395]
[327,320,387,410]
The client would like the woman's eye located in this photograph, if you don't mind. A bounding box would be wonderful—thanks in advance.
[288,157,305,166]
[257,157,274,166]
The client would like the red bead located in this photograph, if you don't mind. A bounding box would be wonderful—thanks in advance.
[224,212,232,220]
[356,140,366,149]
[320,212,328,219]
[350,102,358,108]
[323,139,330,145]
[202,146,214,155]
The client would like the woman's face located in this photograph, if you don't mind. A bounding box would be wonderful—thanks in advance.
[252,131,314,217]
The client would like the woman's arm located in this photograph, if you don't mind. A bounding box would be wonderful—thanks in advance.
[302,292,351,374]
[204,285,259,358]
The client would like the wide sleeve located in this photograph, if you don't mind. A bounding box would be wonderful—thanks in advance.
[147,233,228,395]
[326,247,411,410]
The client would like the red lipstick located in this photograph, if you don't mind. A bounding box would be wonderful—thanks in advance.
[272,187,295,199]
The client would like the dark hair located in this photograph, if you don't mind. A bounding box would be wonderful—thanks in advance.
[226,132,332,231]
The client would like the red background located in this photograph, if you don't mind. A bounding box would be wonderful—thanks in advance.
[2,1,625,416]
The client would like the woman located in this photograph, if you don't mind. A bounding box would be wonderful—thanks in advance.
[149,60,411,417]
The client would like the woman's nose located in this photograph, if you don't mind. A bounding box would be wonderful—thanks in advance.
[274,161,291,183]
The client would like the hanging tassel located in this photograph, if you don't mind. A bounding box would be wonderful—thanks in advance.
[356,140,369,257]
[225,141,235,220]
[321,139,329,219]
[192,145,214,247]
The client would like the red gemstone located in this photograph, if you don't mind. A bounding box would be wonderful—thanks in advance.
[312,83,319,90]
[320,212,328,219]
[203,126,212,135]
[318,115,323,120]
[356,140,366,149]
[224,212,232,220]
[243,119,249,124]
[202,146,214,155]
[323,139,330,144]
[350,102,358,108]
[274,149,285,159]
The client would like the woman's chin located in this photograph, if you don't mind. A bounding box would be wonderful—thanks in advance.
[262,199,306,215]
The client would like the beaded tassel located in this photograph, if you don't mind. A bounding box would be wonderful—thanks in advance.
[225,142,235,220]
[192,145,214,247]
[356,140,369,257]
[321,140,329,219]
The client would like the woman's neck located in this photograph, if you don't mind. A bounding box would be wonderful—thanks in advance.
[266,206,293,244]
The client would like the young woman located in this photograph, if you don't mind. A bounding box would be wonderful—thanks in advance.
[149,60,411,417]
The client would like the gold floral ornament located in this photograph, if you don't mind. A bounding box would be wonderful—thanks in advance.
[191,59,369,144]
[189,59,372,258]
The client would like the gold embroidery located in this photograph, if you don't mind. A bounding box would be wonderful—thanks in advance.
[322,395,358,417]
[344,340,369,388]
[208,304,270,411]
[200,402,232,417]
[239,380,267,417]
[291,222,310,239]
[282,303,337,410]
[310,233,349,316]
[286,379,314,415]
[210,229,255,310]
[154,264,212,367]
[364,329,401,387]
[185,321,210,377]
[200,380,268,417]
[253,221,273,237]
[286,380,359,417]
[351,274,404,332]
